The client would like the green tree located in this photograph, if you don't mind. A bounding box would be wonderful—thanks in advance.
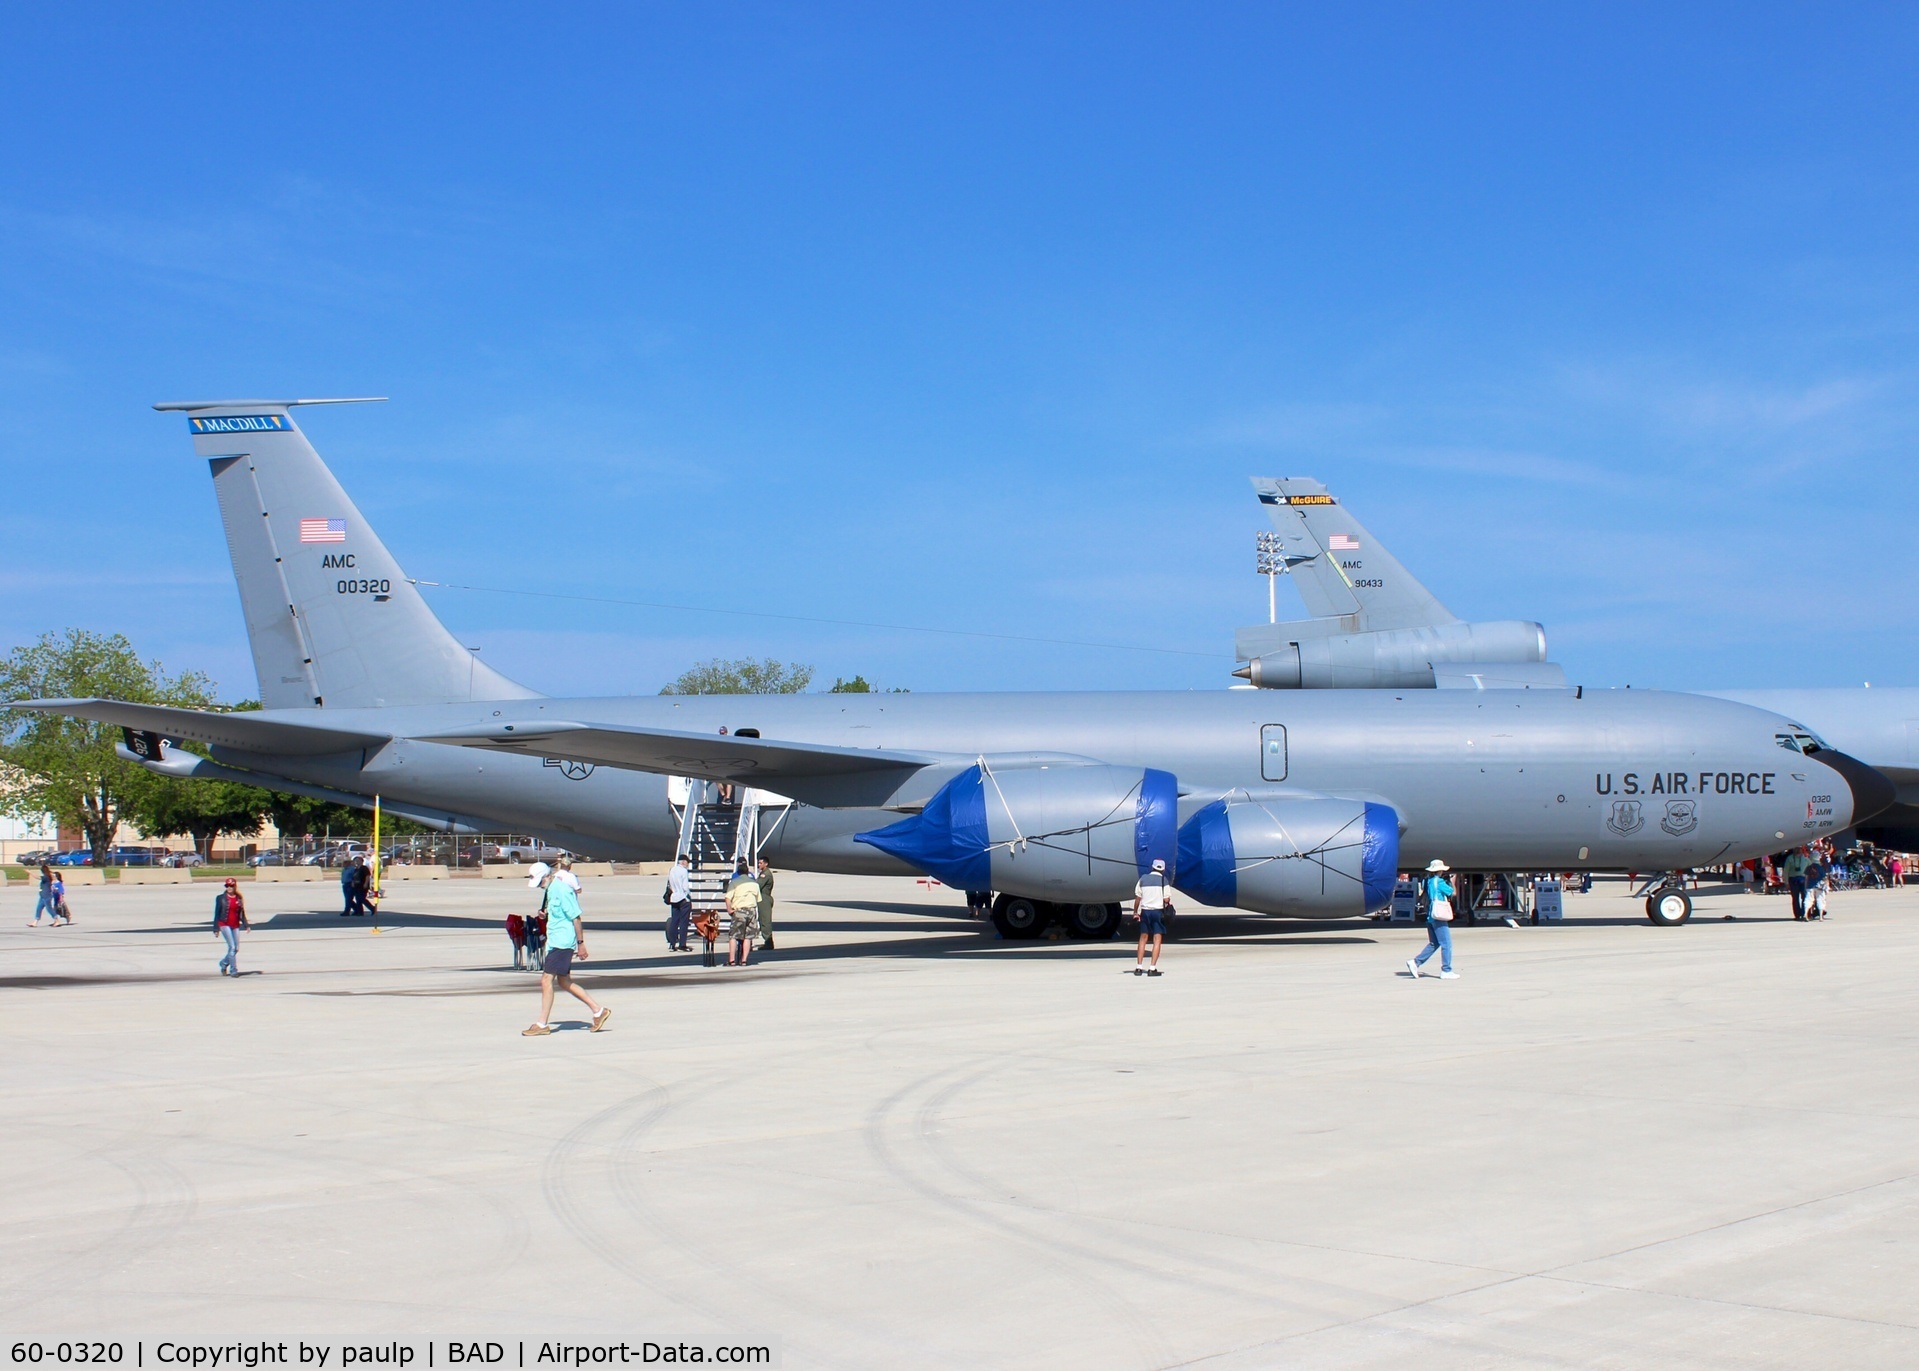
[0,630,216,861]
[120,775,268,858]
[660,657,815,695]
[827,675,911,694]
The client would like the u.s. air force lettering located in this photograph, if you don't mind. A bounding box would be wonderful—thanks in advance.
[1595,770,1776,796]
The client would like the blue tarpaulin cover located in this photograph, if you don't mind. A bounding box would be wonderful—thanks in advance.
[853,764,991,889]
[1362,802,1398,912]
[1173,799,1237,906]
[1135,768,1179,877]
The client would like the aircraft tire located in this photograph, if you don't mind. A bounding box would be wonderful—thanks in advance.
[992,895,1047,940]
[1646,889,1693,926]
[1065,901,1122,940]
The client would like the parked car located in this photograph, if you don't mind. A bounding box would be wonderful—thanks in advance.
[164,852,206,868]
[249,851,285,867]
[14,849,56,866]
[459,843,512,866]
[105,845,169,867]
[503,842,572,864]
[50,850,95,866]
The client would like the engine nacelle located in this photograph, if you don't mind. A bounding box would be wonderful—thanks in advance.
[854,763,1178,901]
[1235,619,1548,689]
[1175,796,1398,918]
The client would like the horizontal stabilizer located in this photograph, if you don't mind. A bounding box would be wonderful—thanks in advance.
[1433,663,1569,690]
[15,699,389,755]
[419,721,940,808]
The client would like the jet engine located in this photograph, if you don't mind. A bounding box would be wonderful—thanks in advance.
[1175,796,1399,918]
[1234,620,1551,689]
[854,763,1178,902]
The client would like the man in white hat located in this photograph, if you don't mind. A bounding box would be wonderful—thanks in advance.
[1407,859,1460,979]
[1132,858,1174,977]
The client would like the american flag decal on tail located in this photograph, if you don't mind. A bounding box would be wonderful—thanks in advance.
[1328,533,1360,551]
[299,518,346,544]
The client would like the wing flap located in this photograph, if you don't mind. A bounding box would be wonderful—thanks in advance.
[419,720,940,808]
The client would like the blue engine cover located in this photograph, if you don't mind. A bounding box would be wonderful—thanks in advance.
[1135,767,1179,877]
[1173,798,1400,918]
[856,764,1181,899]
[853,764,991,890]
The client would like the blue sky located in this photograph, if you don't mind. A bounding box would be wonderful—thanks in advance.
[3,5,1916,700]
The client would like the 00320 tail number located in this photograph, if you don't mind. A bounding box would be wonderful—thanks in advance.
[337,579,392,595]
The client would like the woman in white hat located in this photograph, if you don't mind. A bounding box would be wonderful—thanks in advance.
[1406,859,1459,979]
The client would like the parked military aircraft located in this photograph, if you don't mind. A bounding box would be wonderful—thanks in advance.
[13,401,1893,934]
[1236,476,1919,851]
[1235,477,1566,689]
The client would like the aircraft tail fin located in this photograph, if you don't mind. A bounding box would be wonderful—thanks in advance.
[159,399,540,709]
[1252,477,1456,632]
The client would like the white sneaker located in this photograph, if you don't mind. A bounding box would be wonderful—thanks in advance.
[1405,958,1421,978]
[1438,970,1460,979]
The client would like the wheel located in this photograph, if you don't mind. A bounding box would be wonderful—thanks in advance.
[1065,901,1122,940]
[1646,888,1692,925]
[992,895,1046,940]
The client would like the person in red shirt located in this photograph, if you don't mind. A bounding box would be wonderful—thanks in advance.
[506,912,528,969]
[214,877,250,976]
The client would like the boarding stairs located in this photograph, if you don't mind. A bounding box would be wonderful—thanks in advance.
[670,778,790,922]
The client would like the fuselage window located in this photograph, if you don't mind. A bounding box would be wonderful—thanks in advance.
[1260,724,1288,782]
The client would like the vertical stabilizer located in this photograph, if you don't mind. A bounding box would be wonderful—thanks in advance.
[1251,477,1456,632]
[159,400,539,709]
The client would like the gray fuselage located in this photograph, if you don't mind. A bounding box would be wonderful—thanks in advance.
[218,686,1866,877]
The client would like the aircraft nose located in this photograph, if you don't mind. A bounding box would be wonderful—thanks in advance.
[1817,750,1897,826]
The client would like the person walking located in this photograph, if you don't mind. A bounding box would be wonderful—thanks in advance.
[1132,858,1173,976]
[30,863,57,925]
[725,862,761,966]
[664,853,692,950]
[1804,856,1831,921]
[756,856,777,950]
[50,871,72,925]
[1406,859,1459,979]
[523,869,610,1035]
[553,854,582,895]
[1784,847,1810,919]
[1891,854,1906,888]
[340,856,360,917]
[214,877,249,976]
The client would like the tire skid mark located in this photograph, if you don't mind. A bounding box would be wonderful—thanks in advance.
[865,1058,1176,1370]
[0,1130,200,1314]
[914,1069,1410,1322]
[599,1053,957,1371]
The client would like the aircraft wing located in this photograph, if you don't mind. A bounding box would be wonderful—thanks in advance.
[11,698,390,755]
[419,721,942,808]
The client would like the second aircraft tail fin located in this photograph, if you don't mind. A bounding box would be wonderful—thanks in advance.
[160,399,540,710]
[1252,477,1456,632]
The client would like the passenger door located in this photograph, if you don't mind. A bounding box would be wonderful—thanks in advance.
[1260,724,1288,781]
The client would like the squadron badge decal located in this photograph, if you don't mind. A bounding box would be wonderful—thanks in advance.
[1660,800,1700,837]
[1606,800,1644,836]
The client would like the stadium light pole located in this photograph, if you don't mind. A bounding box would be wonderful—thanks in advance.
[1255,531,1284,624]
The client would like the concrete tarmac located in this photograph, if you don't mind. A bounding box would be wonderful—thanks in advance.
[3,873,1916,1368]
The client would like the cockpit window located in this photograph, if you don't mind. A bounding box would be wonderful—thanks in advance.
[1775,729,1827,755]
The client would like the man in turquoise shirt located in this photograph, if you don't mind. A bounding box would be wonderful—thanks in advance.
[524,871,612,1036]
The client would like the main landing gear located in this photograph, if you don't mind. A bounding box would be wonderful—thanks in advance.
[991,895,1123,941]
[1645,882,1693,926]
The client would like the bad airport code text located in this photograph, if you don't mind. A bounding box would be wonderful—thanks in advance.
[9,1346,772,1369]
